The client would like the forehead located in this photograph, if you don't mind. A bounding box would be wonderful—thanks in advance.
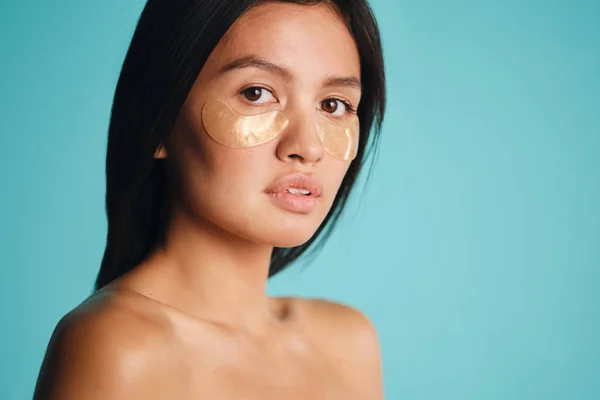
[204,2,361,80]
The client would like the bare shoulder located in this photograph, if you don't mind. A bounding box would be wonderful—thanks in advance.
[297,298,384,396]
[301,298,379,338]
[33,290,183,400]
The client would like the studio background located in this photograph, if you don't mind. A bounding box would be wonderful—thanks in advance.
[1,0,599,399]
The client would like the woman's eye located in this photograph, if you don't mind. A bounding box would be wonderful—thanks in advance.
[240,87,275,104]
[321,99,348,117]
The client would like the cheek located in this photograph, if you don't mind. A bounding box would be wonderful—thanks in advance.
[176,145,281,241]
[320,159,352,205]
[173,106,276,196]
[180,140,265,199]
[184,139,272,207]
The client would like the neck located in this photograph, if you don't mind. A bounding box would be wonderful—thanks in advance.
[144,206,279,333]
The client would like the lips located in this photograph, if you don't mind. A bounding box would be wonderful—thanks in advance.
[265,173,322,197]
[265,173,322,214]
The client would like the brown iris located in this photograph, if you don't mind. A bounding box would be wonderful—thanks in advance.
[242,87,263,102]
[321,99,339,114]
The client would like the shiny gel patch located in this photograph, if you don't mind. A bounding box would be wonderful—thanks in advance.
[317,116,360,161]
[201,99,359,161]
[201,99,288,148]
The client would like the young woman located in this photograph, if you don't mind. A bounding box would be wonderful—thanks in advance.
[34,0,386,398]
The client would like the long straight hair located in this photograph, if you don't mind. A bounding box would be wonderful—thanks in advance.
[95,0,386,290]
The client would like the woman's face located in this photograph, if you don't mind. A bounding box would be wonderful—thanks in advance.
[168,1,362,247]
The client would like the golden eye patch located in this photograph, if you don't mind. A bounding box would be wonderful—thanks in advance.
[316,116,360,161]
[201,99,360,160]
[201,99,289,148]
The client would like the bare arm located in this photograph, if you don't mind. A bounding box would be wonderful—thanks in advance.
[33,305,179,400]
[307,299,384,399]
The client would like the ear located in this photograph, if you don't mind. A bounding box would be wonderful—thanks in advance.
[154,143,167,159]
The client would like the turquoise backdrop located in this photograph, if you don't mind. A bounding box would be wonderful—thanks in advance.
[1,0,599,399]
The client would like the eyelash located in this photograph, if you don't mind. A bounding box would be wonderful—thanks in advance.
[336,99,357,114]
[238,86,357,116]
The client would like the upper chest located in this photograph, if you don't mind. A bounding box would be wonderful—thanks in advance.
[175,325,351,399]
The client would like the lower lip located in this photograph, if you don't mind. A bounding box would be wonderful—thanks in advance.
[267,192,317,213]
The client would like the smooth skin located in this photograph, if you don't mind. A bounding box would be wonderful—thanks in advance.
[34,2,383,399]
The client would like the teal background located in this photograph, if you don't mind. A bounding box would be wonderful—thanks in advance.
[1,0,599,398]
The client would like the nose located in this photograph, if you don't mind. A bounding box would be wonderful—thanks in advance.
[275,111,324,165]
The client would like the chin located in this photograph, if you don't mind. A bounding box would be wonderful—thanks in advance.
[266,231,315,248]
[195,196,330,248]
[255,219,321,248]
[268,205,331,247]
[234,209,325,248]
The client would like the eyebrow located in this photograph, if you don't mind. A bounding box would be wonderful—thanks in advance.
[218,55,362,91]
[322,76,362,91]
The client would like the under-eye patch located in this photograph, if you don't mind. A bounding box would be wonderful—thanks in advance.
[201,99,288,148]
[201,99,360,161]
[316,116,360,161]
